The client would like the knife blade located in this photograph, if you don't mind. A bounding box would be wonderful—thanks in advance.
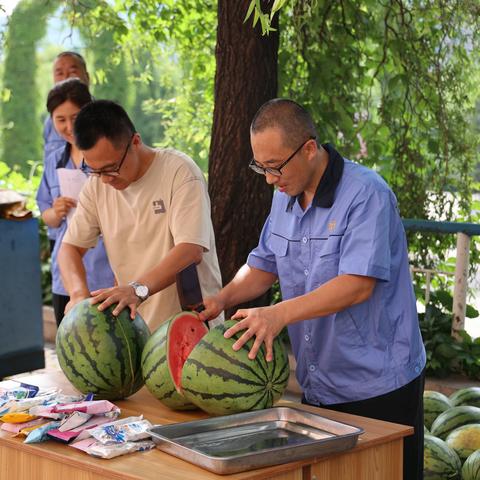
[176,263,205,313]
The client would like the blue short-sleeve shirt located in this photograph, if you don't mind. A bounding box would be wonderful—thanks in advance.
[36,144,115,296]
[247,144,426,405]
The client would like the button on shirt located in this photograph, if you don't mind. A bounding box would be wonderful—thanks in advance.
[36,144,115,296]
[247,144,426,405]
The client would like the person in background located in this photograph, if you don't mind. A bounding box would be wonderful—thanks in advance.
[36,79,114,326]
[43,51,90,252]
[57,100,222,332]
[199,99,426,480]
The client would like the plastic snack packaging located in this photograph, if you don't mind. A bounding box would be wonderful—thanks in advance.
[1,418,46,434]
[87,440,156,459]
[0,412,38,423]
[24,421,61,444]
[90,418,153,444]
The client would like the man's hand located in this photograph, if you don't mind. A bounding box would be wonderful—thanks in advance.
[225,304,287,362]
[52,196,76,219]
[90,285,141,319]
[64,291,90,315]
[197,295,225,323]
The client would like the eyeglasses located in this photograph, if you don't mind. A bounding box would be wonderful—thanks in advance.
[249,136,316,177]
[81,133,135,177]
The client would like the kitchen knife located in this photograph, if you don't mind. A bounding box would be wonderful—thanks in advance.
[176,262,205,313]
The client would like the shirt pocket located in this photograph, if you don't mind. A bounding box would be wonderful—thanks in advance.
[311,235,342,286]
[269,234,302,298]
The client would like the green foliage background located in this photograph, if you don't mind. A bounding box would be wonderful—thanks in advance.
[0,0,479,349]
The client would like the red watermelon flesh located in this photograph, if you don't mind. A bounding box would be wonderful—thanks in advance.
[167,312,208,393]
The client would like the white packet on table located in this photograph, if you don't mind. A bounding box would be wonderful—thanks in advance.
[87,440,156,459]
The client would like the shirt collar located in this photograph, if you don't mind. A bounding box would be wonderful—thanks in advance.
[287,143,344,211]
[55,142,71,169]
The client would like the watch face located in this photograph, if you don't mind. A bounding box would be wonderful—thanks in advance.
[136,285,149,298]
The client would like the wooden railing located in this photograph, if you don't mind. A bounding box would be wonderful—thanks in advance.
[403,219,480,340]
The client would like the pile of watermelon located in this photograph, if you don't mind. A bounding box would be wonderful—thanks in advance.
[424,387,480,479]
[141,312,290,415]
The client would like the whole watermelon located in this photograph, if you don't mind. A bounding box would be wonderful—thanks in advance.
[424,434,461,480]
[424,390,452,430]
[56,299,150,400]
[463,450,480,480]
[181,319,290,416]
[431,406,480,440]
[450,387,480,408]
[141,311,207,410]
[446,424,480,462]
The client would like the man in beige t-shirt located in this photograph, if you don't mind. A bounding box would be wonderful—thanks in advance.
[58,100,223,331]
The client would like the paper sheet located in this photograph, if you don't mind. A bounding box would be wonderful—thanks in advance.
[57,168,88,223]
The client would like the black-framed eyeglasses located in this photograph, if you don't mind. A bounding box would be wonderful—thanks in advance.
[81,133,135,177]
[249,136,316,177]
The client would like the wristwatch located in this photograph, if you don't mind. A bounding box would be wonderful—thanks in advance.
[128,282,149,302]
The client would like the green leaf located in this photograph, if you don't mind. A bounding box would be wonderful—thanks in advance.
[243,1,256,23]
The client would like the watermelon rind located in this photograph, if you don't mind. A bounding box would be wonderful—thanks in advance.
[141,312,200,410]
[462,449,480,480]
[446,424,480,462]
[424,390,452,430]
[431,406,480,440]
[450,387,480,408]
[181,319,290,416]
[424,434,461,480]
[56,299,150,400]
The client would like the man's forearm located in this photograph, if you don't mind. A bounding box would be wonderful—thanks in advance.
[219,264,277,310]
[278,274,376,325]
[136,242,204,295]
[58,242,89,297]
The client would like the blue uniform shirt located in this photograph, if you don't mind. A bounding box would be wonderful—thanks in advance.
[42,116,64,241]
[36,144,115,296]
[247,144,426,405]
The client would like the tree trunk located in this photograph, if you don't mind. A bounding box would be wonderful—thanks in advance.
[209,1,279,312]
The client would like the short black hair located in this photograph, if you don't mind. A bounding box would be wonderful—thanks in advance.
[56,51,88,72]
[74,100,136,150]
[47,78,92,115]
[250,98,318,149]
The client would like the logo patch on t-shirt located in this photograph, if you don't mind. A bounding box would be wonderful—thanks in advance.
[153,199,166,214]
[328,220,336,231]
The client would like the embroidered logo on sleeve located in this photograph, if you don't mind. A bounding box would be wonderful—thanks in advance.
[328,220,336,231]
[153,199,166,214]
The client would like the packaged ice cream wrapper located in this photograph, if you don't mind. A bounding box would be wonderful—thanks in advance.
[52,400,117,415]
[18,421,51,436]
[47,415,114,443]
[1,418,46,434]
[90,418,152,444]
[24,421,61,444]
[74,416,143,442]
[58,411,92,432]
[87,440,156,459]
[0,412,38,423]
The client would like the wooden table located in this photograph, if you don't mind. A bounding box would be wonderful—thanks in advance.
[0,371,412,480]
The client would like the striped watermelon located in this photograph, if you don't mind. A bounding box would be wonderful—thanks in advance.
[424,434,461,480]
[446,424,480,462]
[450,387,480,408]
[141,312,207,410]
[56,299,150,400]
[462,450,480,480]
[431,406,480,440]
[424,390,452,430]
[181,320,290,416]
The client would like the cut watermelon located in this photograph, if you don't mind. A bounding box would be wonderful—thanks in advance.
[167,311,208,393]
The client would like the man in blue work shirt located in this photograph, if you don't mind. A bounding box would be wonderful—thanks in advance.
[200,98,426,480]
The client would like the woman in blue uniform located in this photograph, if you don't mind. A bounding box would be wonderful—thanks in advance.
[36,78,114,325]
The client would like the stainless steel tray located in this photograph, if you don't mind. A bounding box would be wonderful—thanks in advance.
[148,406,363,474]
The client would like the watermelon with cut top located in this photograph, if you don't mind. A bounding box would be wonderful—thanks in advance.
[141,311,207,410]
[56,299,150,400]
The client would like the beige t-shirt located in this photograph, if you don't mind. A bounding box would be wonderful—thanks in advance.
[63,148,223,331]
